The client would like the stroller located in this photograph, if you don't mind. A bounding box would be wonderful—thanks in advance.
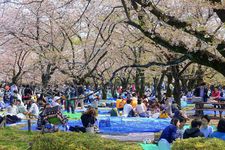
[37,105,68,133]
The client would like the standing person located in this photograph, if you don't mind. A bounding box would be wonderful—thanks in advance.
[183,119,204,139]
[75,83,84,110]
[211,87,221,117]
[200,115,213,138]
[65,85,75,113]
[23,85,33,102]
[193,82,208,116]
[211,118,225,140]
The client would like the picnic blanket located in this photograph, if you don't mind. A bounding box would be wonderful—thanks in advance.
[63,112,82,119]
[140,144,159,150]
[20,117,170,134]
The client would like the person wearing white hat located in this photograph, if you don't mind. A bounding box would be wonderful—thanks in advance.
[52,96,61,107]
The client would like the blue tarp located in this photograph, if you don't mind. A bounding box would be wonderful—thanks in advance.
[96,117,170,134]
[20,117,171,134]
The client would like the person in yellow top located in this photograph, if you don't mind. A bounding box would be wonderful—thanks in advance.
[131,93,138,108]
[159,110,169,119]
[116,97,126,111]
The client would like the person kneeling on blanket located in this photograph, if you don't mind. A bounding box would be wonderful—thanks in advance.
[81,107,99,133]
[36,104,67,131]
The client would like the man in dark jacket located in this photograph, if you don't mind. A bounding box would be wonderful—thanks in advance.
[193,82,208,116]
[183,119,204,139]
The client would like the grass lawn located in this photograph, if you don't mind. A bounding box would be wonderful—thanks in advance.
[0,127,142,150]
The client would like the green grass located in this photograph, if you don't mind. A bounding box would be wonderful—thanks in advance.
[0,127,141,150]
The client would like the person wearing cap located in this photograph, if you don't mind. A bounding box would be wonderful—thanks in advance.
[52,96,61,107]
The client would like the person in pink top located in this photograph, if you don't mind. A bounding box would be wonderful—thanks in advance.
[211,87,220,100]
[211,87,221,117]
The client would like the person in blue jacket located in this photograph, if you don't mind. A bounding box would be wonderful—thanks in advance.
[211,118,225,140]
[159,118,180,143]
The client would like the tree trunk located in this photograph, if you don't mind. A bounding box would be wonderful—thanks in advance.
[110,83,117,98]
[139,69,145,97]
[102,85,107,100]
[153,77,158,97]
[172,66,182,107]
[135,68,141,95]
[166,74,173,97]
[41,64,56,90]
[157,71,166,101]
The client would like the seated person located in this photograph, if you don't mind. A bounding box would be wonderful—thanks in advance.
[116,96,126,112]
[15,99,28,119]
[211,118,225,140]
[159,118,180,143]
[136,99,149,117]
[52,96,61,107]
[81,107,98,133]
[6,100,21,124]
[36,103,51,130]
[159,109,169,119]
[131,93,138,108]
[27,99,39,118]
[176,117,187,139]
[165,99,172,117]
[122,99,135,117]
[183,119,204,139]
[173,110,189,121]
[0,97,5,111]
[151,103,161,118]
[110,108,119,117]
[200,115,213,138]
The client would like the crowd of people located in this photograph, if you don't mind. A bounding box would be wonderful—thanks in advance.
[0,82,99,131]
[158,115,225,148]
[0,81,224,144]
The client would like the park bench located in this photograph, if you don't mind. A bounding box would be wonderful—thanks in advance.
[193,101,225,118]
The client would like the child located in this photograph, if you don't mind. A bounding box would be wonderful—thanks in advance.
[200,115,213,138]
[183,119,204,139]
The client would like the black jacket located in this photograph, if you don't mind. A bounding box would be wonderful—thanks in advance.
[193,87,208,102]
[81,114,96,128]
[183,128,204,139]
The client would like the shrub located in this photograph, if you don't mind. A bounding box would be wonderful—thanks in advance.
[172,137,225,150]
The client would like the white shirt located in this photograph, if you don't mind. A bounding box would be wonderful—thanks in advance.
[51,101,60,107]
[6,105,18,115]
[136,103,146,114]
[122,104,133,117]
[29,103,39,118]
